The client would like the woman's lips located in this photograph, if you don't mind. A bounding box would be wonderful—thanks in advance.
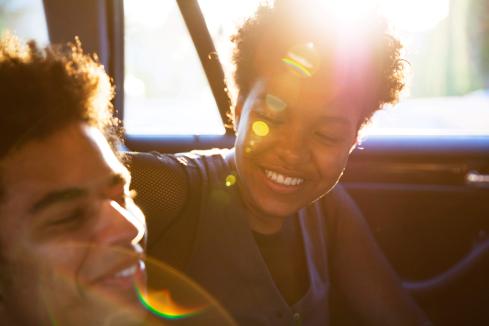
[264,169,304,186]
[260,168,305,194]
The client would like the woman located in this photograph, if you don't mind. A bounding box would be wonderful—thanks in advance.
[131,1,431,325]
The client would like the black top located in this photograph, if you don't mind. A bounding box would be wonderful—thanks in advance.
[252,216,309,306]
[128,150,431,326]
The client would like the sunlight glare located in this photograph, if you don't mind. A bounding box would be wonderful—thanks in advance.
[381,0,449,32]
[199,0,451,34]
[124,0,173,29]
[315,0,378,26]
[307,0,449,33]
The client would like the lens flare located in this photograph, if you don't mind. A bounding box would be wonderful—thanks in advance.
[136,288,207,320]
[281,43,320,78]
[225,174,237,187]
[252,121,270,137]
[136,255,237,325]
[39,245,148,326]
[281,56,312,78]
[266,94,287,112]
[36,244,236,325]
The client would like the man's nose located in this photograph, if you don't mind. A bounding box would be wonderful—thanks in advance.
[96,200,146,246]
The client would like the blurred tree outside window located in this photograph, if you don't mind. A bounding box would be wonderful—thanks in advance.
[0,0,48,45]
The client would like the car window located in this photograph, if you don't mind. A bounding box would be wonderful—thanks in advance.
[198,0,489,137]
[124,0,225,135]
[0,0,49,45]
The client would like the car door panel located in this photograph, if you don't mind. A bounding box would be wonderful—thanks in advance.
[341,135,489,325]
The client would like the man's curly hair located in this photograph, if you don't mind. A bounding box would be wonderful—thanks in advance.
[0,33,121,201]
[0,33,120,159]
[231,0,405,128]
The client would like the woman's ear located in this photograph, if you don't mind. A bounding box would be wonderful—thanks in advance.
[234,93,245,128]
[349,130,361,154]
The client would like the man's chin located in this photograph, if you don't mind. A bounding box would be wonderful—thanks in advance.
[57,296,147,326]
[49,281,146,326]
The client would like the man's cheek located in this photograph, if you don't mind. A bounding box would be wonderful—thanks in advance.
[38,263,82,317]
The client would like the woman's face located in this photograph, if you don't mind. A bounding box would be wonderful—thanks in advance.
[233,72,363,222]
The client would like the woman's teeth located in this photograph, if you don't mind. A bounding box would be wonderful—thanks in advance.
[265,169,304,186]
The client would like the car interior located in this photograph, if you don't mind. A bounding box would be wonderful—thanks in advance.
[3,0,489,324]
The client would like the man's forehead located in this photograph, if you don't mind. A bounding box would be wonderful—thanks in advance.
[0,123,128,208]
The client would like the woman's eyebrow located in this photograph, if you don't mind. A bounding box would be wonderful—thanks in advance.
[317,115,352,127]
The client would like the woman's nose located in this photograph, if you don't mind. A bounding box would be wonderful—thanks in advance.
[276,126,310,166]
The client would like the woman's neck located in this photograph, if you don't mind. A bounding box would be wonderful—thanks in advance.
[244,201,286,235]
[224,148,289,235]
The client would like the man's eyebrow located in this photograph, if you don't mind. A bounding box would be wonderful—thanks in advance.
[30,188,87,214]
[29,173,129,215]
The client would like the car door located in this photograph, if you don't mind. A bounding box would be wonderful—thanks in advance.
[42,0,489,325]
[339,135,489,325]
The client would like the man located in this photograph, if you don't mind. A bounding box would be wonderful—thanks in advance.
[0,33,147,325]
[131,0,431,325]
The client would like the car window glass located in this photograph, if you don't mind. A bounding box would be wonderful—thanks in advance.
[0,0,49,45]
[199,0,489,136]
[124,0,225,135]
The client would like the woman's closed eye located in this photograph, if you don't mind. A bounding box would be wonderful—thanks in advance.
[253,108,284,124]
[315,131,342,144]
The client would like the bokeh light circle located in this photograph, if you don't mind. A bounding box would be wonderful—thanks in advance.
[252,120,270,137]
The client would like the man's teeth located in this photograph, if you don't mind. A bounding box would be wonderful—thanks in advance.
[265,170,304,186]
[115,265,137,278]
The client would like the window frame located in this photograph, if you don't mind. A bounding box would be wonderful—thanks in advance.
[117,0,235,141]
[42,0,489,153]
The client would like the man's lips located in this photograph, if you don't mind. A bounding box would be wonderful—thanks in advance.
[89,259,145,290]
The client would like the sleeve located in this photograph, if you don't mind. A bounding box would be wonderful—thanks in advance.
[324,184,432,326]
[127,151,189,247]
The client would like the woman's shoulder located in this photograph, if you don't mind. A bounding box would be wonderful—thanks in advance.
[125,149,233,218]
[321,183,359,215]
[125,151,191,228]
[318,183,365,238]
